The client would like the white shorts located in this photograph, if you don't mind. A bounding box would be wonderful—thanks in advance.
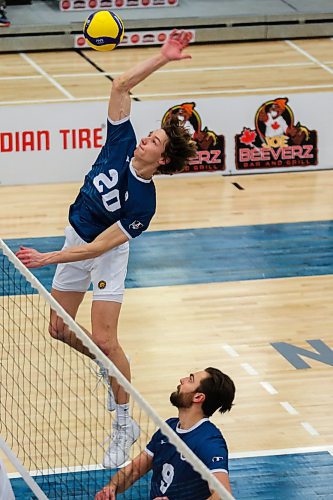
[52,226,129,303]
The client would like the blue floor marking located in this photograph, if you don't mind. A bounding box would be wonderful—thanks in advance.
[229,452,333,499]
[10,468,151,499]
[10,452,333,499]
[2,220,333,295]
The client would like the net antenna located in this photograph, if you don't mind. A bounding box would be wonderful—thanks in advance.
[0,238,234,500]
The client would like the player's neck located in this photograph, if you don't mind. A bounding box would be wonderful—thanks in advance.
[132,158,156,180]
[178,409,205,430]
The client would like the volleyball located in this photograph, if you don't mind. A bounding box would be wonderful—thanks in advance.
[83,10,124,51]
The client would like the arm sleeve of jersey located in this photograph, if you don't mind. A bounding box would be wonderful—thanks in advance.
[198,436,229,474]
[118,173,156,239]
[117,210,154,239]
[93,116,136,167]
[106,116,136,147]
[145,429,161,457]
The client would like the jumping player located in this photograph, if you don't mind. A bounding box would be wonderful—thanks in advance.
[16,30,196,468]
[94,367,235,499]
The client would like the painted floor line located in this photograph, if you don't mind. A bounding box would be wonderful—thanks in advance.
[260,381,278,395]
[2,62,317,83]
[301,422,320,436]
[19,53,74,101]
[285,39,333,76]
[3,84,333,106]
[241,363,258,376]
[8,445,333,478]
[230,445,333,458]
[52,61,316,78]
[222,344,239,358]
[7,463,105,479]
[280,401,299,415]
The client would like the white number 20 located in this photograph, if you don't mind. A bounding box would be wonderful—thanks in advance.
[93,168,121,212]
[160,463,174,494]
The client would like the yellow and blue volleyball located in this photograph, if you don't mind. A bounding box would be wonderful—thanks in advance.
[83,10,124,51]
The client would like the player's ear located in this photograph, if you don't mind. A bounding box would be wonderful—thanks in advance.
[158,156,171,166]
[193,392,205,404]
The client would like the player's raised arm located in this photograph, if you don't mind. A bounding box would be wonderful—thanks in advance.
[15,223,128,268]
[108,29,192,121]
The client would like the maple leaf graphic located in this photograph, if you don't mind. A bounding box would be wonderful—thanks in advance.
[240,128,257,146]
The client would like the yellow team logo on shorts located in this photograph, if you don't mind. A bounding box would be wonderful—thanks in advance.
[98,280,107,289]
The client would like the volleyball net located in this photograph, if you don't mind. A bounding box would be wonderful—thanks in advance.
[0,239,233,500]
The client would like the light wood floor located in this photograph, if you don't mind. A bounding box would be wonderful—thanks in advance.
[1,38,333,104]
[1,39,333,474]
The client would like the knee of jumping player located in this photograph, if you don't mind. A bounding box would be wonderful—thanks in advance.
[94,336,121,360]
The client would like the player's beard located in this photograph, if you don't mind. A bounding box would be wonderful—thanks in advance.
[170,390,195,409]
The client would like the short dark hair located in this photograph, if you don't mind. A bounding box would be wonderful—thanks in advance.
[197,367,235,417]
[159,115,197,174]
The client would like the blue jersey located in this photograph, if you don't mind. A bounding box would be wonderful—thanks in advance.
[146,418,229,500]
[69,116,156,243]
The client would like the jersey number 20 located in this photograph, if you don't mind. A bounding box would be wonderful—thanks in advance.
[93,169,121,212]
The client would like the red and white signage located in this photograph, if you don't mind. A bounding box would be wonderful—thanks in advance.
[75,29,195,48]
[60,0,178,11]
[1,93,332,185]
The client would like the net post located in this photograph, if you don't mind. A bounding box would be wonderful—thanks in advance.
[0,435,48,500]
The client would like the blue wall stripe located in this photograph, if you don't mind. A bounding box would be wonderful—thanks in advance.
[2,220,333,295]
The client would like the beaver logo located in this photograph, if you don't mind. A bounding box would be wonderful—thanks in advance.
[98,280,106,289]
[161,102,225,173]
[235,97,318,170]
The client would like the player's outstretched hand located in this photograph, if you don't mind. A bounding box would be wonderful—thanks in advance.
[15,246,47,268]
[161,29,192,61]
[95,485,117,500]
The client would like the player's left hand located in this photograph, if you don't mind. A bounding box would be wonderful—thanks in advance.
[161,29,192,61]
[15,246,46,268]
[94,484,117,499]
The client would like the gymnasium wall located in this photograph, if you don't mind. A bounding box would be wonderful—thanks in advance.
[1,0,333,51]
